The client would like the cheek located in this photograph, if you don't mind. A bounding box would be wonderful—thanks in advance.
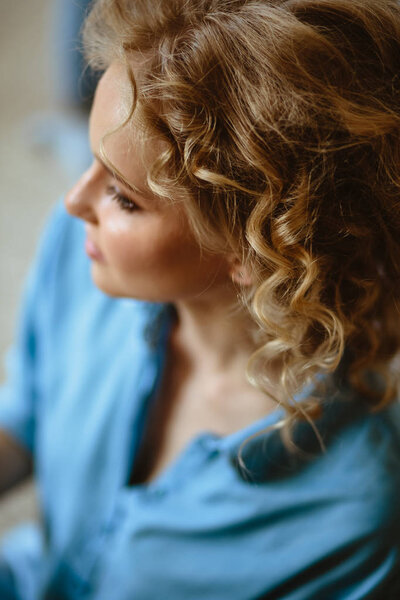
[99,208,229,291]
[103,216,192,274]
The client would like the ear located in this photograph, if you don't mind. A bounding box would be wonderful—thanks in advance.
[228,258,254,286]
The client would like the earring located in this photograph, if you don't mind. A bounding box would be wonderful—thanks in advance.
[231,267,254,287]
[231,270,244,284]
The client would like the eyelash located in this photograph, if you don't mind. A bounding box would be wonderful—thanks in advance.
[107,186,140,213]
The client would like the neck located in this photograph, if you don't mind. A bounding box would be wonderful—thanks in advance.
[167,291,280,427]
[171,293,257,376]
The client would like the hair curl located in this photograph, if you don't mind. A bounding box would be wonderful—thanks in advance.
[83,0,400,443]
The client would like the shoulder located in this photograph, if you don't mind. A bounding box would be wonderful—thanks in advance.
[324,398,400,499]
[322,400,400,545]
[313,398,400,526]
[237,394,400,527]
[307,402,400,597]
[232,399,400,597]
[349,401,400,523]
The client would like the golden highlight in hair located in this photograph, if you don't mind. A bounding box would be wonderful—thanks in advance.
[83,0,400,442]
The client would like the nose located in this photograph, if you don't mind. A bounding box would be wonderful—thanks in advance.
[64,162,99,224]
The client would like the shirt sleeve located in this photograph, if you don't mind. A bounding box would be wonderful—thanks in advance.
[0,200,67,454]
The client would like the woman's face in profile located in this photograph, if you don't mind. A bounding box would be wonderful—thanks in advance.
[65,62,232,303]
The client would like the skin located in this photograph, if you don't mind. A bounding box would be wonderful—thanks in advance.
[65,61,260,374]
[65,62,275,481]
[65,62,234,304]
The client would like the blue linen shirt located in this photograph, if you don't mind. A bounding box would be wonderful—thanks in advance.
[0,201,400,600]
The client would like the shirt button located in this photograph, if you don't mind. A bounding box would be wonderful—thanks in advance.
[148,487,167,499]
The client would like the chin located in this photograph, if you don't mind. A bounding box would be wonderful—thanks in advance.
[90,265,124,298]
[90,266,163,302]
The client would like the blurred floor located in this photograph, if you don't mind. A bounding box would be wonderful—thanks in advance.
[0,0,83,535]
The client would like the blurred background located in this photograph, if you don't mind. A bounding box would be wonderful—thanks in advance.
[0,0,94,536]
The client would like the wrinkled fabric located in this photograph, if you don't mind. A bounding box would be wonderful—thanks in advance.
[0,201,399,600]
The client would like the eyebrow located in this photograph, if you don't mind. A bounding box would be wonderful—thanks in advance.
[93,152,150,199]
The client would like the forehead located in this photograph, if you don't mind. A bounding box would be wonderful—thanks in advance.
[89,61,164,187]
[91,63,136,136]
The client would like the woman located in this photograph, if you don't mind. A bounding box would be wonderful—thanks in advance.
[1,0,400,598]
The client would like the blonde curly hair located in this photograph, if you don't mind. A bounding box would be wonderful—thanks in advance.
[83,0,400,443]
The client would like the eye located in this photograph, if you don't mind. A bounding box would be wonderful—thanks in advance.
[107,185,140,213]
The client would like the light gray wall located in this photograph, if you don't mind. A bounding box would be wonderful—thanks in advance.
[0,0,73,535]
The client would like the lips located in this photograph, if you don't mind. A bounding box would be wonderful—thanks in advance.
[85,237,105,262]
